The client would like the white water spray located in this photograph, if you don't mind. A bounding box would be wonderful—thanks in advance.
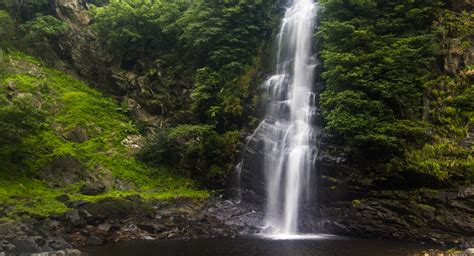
[261,0,318,235]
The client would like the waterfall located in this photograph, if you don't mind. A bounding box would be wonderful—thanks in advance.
[261,0,318,235]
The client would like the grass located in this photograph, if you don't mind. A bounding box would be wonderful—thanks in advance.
[0,51,208,219]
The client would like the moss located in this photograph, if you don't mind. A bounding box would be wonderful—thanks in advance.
[352,199,362,207]
[0,177,68,219]
[69,189,209,203]
[0,51,207,219]
[0,175,208,220]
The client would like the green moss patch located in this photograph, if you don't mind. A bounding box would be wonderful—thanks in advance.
[0,51,207,219]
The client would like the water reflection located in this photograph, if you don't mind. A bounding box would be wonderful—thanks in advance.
[84,235,439,256]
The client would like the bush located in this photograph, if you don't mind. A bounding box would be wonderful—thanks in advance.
[0,11,14,48]
[0,0,52,21]
[0,93,46,146]
[21,15,68,42]
[138,125,242,188]
[138,129,178,166]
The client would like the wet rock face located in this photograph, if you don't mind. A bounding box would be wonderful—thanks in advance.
[316,139,474,247]
[239,134,267,208]
[319,186,474,246]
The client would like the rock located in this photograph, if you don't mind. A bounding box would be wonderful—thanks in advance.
[80,183,105,196]
[125,195,141,203]
[86,236,103,246]
[40,156,88,187]
[78,210,92,218]
[122,96,160,127]
[97,223,111,233]
[31,248,82,256]
[10,237,39,253]
[33,236,46,247]
[67,200,89,208]
[0,239,15,251]
[465,248,474,255]
[0,223,17,236]
[65,249,82,256]
[121,135,144,152]
[64,210,83,227]
[47,238,70,250]
[55,0,91,27]
[63,125,89,143]
[55,194,70,203]
[137,224,155,234]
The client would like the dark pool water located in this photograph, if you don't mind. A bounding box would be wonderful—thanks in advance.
[84,235,437,256]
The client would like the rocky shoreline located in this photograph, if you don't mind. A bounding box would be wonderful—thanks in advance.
[0,196,262,256]
[1,192,474,256]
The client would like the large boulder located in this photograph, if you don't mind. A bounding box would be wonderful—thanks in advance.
[55,0,91,28]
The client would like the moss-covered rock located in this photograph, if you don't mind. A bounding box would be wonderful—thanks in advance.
[0,51,207,220]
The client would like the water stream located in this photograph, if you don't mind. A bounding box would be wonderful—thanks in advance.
[260,0,319,235]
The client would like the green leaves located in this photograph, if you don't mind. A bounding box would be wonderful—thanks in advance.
[91,1,187,58]
[138,125,241,188]
[0,11,14,47]
[319,0,439,160]
[319,0,473,185]
[21,15,69,42]
[0,93,46,145]
[178,0,270,68]
[0,0,52,21]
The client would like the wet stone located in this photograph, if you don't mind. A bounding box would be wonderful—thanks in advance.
[86,236,103,246]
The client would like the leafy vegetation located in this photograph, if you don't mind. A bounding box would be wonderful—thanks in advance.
[139,125,241,187]
[0,0,51,21]
[319,0,473,186]
[0,0,471,223]
[90,0,275,184]
[21,15,69,43]
[0,10,14,48]
[0,51,207,218]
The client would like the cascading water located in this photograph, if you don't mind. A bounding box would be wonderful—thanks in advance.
[260,0,319,235]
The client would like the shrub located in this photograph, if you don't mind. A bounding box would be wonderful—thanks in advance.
[0,11,14,48]
[21,15,68,42]
[138,125,242,188]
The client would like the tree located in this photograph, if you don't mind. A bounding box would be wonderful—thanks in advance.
[21,15,68,42]
[0,10,14,48]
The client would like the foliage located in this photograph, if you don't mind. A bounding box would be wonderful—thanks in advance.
[91,0,273,127]
[90,0,187,61]
[91,0,275,185]
[319,0,473,185]
[86,0,109,7]
[139,125,242,188]
[0,10,14,48]
[191,68,221,122]
[177,0,271,69]
[21,15,68,42]
[0,0,52,21]
[0,93,46,146]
